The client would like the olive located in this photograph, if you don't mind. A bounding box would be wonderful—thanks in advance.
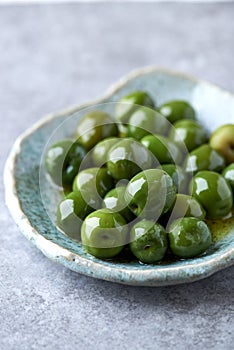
[191,170,233,218]
[210,124,234,164]
[107,138,153,180]
[115,91,155,124]
[161,164,188,193]
[128,107,169,140]
[92,137,119,167]
[159,100,196,124]
[118,124,129,138]
[72,167,114,209]
[169,217,212,258]
[169,194,206,221]
[141,134,182,165]
[170,120,208,152]
[125,169,176,219]
[103,186,135,222]
[57,191,93,240]
[184,144,226,174]
[76,110,118,150]
[130,220,168,263]
[81,209,128,259]
[45,140,86,187]
[222,163,234,190]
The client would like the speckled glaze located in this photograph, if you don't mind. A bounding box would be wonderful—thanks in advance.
[4,67,234,286]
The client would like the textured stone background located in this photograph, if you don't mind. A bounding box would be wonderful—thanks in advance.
[1,2,234,350]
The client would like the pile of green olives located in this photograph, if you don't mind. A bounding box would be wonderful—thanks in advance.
[45,90,234,264]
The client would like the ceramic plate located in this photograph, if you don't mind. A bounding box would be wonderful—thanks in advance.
[4,67,234,286]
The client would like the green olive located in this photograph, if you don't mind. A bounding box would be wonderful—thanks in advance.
[128,107,169,140]
[45,140,86,187]
[159,100,196,124]
[169,194,206,221]
[81,209,128,259]
[115,91,155,124]
[130,220,168,263]
[191,170,233,218]
[169,217,212,258]
[57,191,93,240]
[72,167,114,209]
[170,120,208,152]
[222,163,234,190]
[76,110,118,150]
[118,124,129,138]
[103,186,135,222]
[184,144,226,174]
[141,134,183,165]
[160,193,206,229]
[92,137,119,167]
[161,164,188,193]
[107,138,153,180]
[125,169,176,220]
[210,124,234,164]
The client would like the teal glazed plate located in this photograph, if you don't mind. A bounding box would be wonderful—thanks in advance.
[4,67,234,286]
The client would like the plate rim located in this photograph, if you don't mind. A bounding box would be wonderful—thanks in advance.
[4,66,234,286]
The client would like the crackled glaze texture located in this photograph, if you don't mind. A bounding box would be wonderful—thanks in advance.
[4,68,234,286]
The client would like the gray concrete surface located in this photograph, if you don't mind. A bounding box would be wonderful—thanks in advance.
[0,2,234,350]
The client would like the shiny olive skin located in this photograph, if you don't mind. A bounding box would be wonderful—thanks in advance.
[169,194,206,221]
[72,167,114,209]
[115,91,155,124]
[184,144,226,174]
[81,208,128,259]
[103,186,135,222]
[170,120,208,152]
[57,191,93,240]
[222,163,234,190]
[92,137,119,167]
[169,217,212,258]
[130,220,168,263]
[141,134,182,165]
[125,169,176,220]
[210,124,234,164]
[160,194,206,229]
[159,100,196,124]
[128,107,169,140]
[161,164,187,193]
[45,140,86,187]
[118,124,129,138]
[107,138,153,180]
[191,171,233,218]
[76,111,118,150]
